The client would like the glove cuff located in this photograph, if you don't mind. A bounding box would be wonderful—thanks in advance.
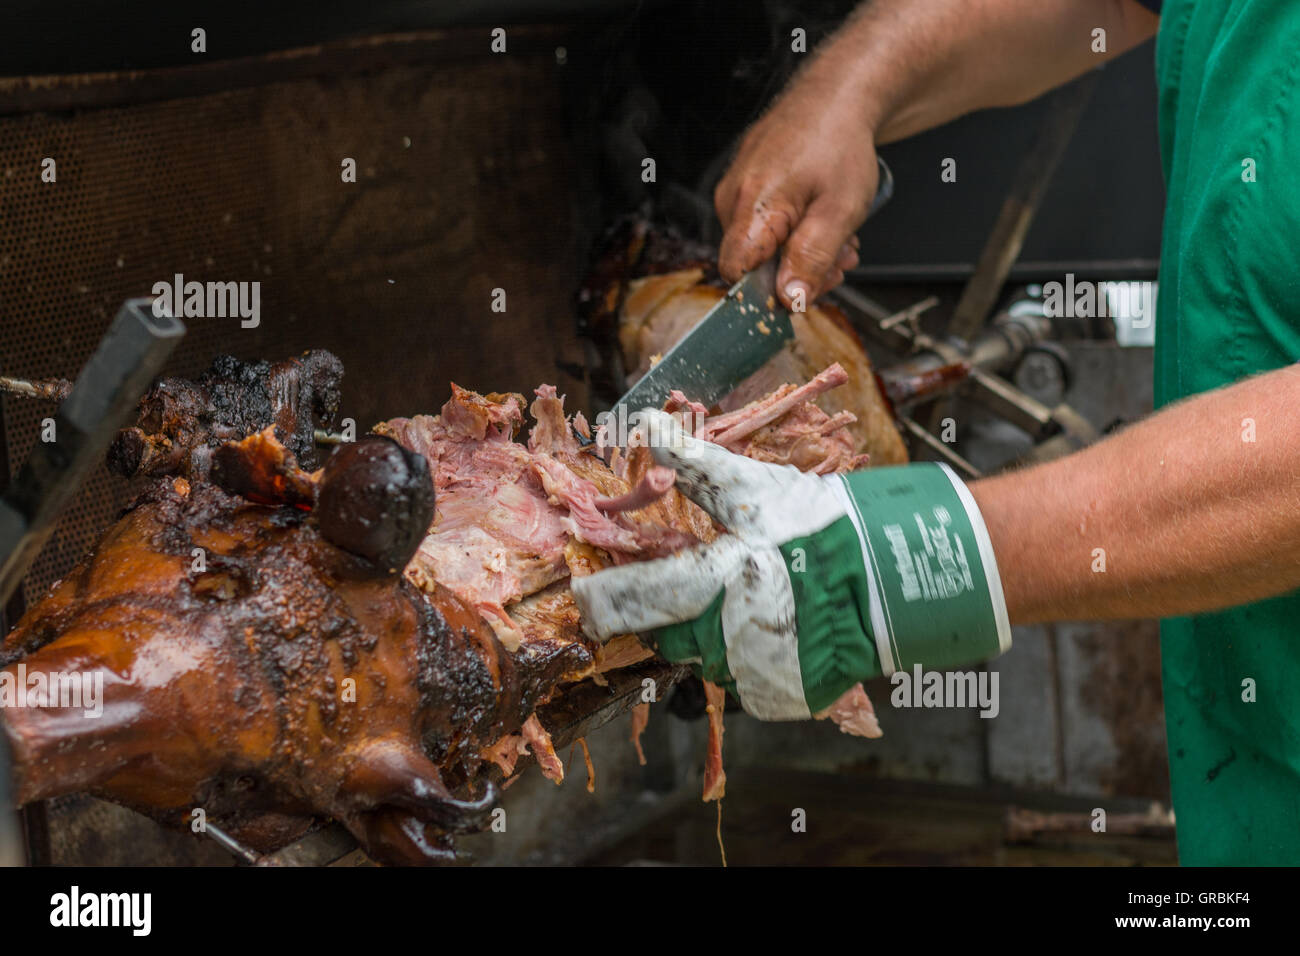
[828,463,1012,678]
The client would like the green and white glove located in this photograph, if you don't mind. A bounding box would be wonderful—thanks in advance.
[570,410,1012,719]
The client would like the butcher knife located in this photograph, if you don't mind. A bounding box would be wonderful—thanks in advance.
[609,256,794,425]
[594,156,895,436]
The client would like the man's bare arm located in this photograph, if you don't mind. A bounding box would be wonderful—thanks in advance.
[972,365,1300,624]
[717,0,1160,303]
[849,0,1158,144]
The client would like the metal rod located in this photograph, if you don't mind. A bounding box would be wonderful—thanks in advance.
[946,70,1100,344]
[203,822,271,866]
[899,417,982,479]
[0,375,71,402]
[879,295,940,331]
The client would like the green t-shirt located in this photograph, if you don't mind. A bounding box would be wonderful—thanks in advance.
[1153,0,1300,864]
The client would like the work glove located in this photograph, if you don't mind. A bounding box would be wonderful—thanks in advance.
[570,411,1012,719]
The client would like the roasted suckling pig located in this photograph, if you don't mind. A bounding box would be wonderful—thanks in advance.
[1,342,884,864]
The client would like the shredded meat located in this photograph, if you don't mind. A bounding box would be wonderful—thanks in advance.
[698,365,868,473]
[576,738,596,794]
[377,386,714,648]
[592,466,677,514]
[702,682,727,802]
[629,702,650,766]
[815,683,883,739]
[520,714,564,783]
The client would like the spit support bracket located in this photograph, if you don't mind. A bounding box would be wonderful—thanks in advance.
[0,299,185,603]
[831,284,1100,479]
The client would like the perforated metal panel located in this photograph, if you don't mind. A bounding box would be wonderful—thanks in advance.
[0,31,587,605]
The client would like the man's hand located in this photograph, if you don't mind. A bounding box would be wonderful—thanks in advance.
[713,0,1159,309]
[570,411,1011,719]
[715,92,874,310]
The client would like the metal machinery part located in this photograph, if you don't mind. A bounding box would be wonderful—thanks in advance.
[834,286,1100,479]
[0,300,185,601]
[0,731,19,867]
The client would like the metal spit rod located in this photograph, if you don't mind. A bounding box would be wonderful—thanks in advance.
[0,376,347,447]
[0,376,70,402]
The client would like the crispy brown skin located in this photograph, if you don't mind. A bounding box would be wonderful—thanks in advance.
[0,477,586,865]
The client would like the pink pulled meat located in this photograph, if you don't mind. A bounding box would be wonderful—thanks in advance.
[376,363,884,799]
[702,681,728,802]
[816,683,883,739]
[592,466,677,514]
[696,363,869,473]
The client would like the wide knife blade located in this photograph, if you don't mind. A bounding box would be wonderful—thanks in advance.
[607,258,793,425]
[587,156,894,445]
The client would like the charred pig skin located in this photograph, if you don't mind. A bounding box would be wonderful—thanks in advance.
[0,476,584,865]
[108,349,344,480]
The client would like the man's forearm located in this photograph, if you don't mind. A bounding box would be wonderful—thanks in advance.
[797,0,1159,144]
[971,366,1300,624]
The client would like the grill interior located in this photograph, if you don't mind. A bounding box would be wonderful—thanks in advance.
[0,31,588,605]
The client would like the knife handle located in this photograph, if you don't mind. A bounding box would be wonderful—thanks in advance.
[867,156,894,219]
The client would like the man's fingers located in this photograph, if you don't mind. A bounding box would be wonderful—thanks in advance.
[835,241,859,272]
[718,190,798,283]
[776,194,866,310]
[571,536,747,641]
[817,267,846,299]
[713,170,741,231]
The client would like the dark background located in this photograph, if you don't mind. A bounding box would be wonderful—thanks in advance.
[3,0,1164,278]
